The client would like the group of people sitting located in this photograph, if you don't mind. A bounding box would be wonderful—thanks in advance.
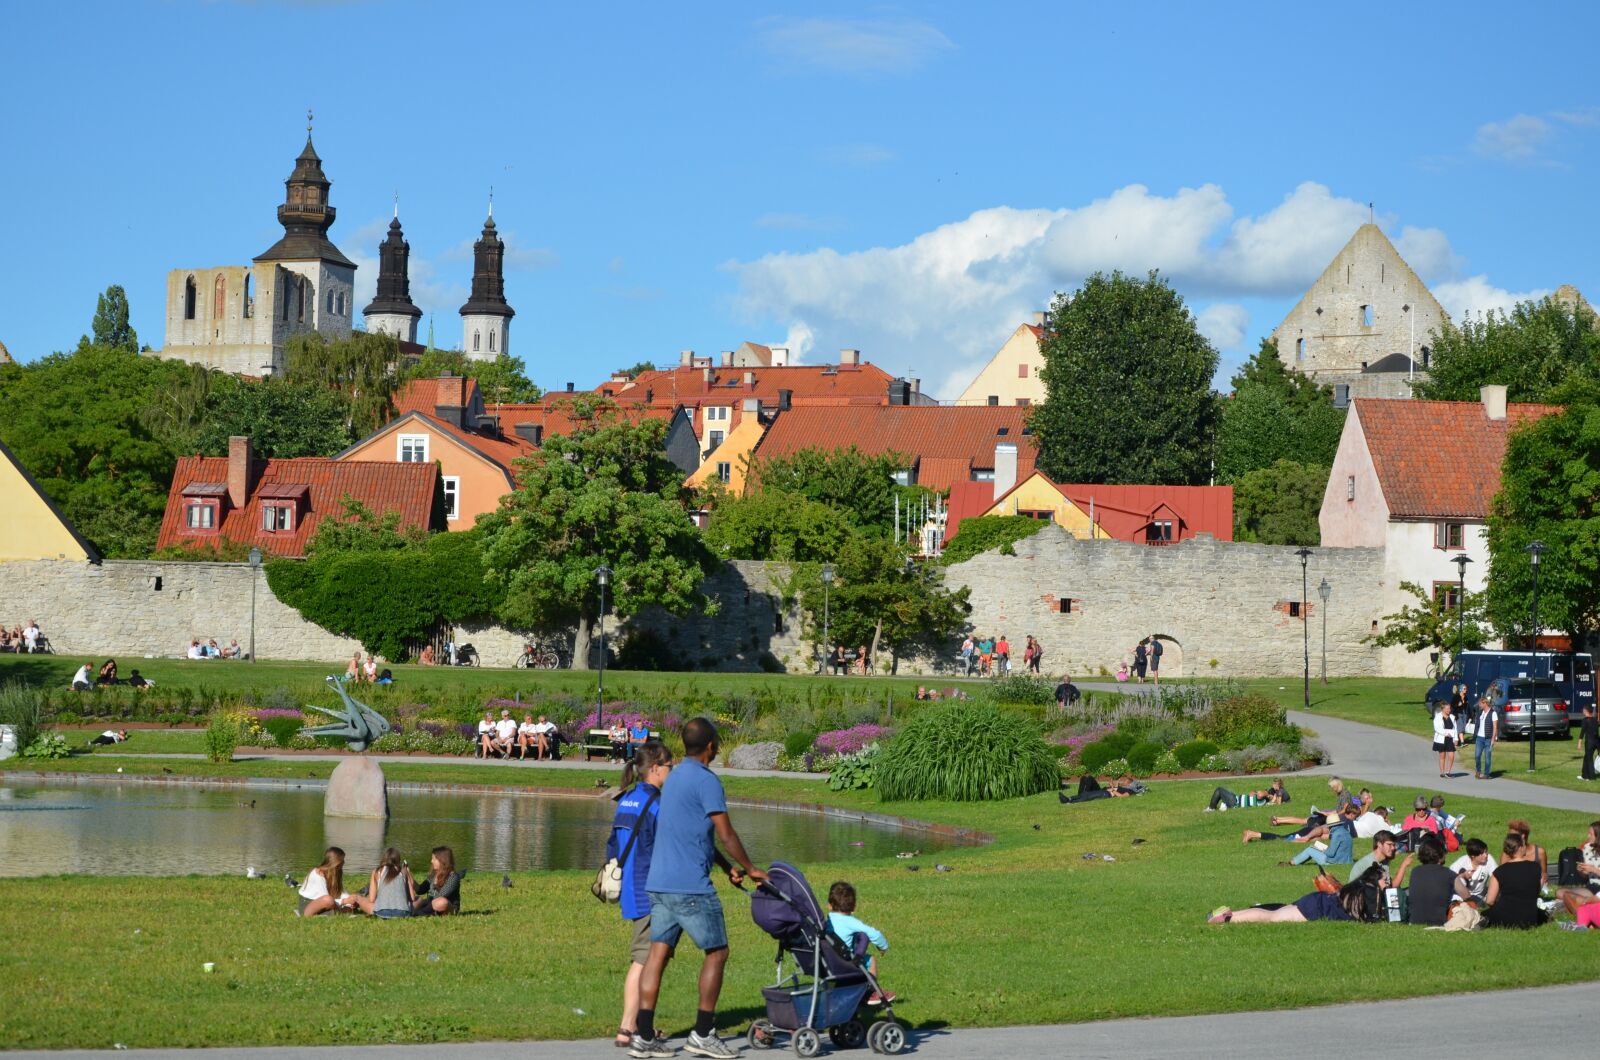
[296,845,462,918]
[185,638,244,660]
[343,652,393,685]
[477,709,563,760]
[825,644,872,676]
[0,619,44,653]
[913,686,971,701]
[70,659,153,691]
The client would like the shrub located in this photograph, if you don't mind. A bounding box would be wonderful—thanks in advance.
[205,713,241,763]
[815,724,891,757]
[1125,741,1162,775]
[1174,739,1220,770]
[259,714,305,748]
[1097,757,1130,777]
[372,733,406,752]
[1197,752,1232,772]
[287,733,318,750]
[1099,731,1136,757]
[939,515,1048,565]
[434,733,473,756]
[783,730,817,758]
[0,683,48,754]
[986,674,1056,706]
[1078,739,1121,775]
[21,733,71,759]
[1197,693,1287,746]
[827,744,879,792]
[875,702,1059,802]
[403,729,436,752]
[1153,749,1182,774]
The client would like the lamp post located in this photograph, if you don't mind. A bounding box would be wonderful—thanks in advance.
[1295,547,1312,709]
[820,563,834,675]
[593,565,612,730]
[1524,541,1547,772]
[1451,553,1472,664]
[1317,577,1331,684]
[248,547,262,664]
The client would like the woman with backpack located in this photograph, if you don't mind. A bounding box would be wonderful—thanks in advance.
[607,740,674,1051]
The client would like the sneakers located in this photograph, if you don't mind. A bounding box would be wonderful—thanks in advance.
[1203,806,1214,813]
[866,991,898,1005]
[629,1033,676,1058]
[684,1030,737,1059]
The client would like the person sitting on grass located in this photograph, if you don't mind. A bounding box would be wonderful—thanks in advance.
[1272,802,1361,867]
[418,643,435,666]
[1205,778,1289,812]
[95,659,118,686]
[1450,837,1497,904]
[1506,819,1548,885]
[1484,833,1548,929]
[1208,865,1386,924]
[827,881,895,1005]
[1407,836,1470,926]
[344,846,416,918]
[297,847,349,917]
[1348,830,1410,886]
[127,669,152,690]
[411,845,462,916]
[70,661,93,692]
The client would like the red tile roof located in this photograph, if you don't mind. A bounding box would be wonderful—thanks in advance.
[157,455,439,557]
[598,364,894,407]
[1355,398,1562,519]
[944,475,1233,543]
[751,406,1036,493]
[394,375,476,417]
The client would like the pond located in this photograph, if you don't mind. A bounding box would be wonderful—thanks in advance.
[0,780,966,878]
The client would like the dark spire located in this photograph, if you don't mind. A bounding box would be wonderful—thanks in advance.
[362,206,422,321]
[458,205,514,320]
[254,121,355,268]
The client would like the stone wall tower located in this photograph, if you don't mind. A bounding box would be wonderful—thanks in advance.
[459,204,514,362]
[362,203,422,342]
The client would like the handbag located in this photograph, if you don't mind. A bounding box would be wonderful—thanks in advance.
[592,788,659,903]
[1313,869,1341,895]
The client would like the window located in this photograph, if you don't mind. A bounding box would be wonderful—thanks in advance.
[213,275,226,319]
[243,274,253,319]
[261,504,294,532]
[705,406,729,422]
[987,395,999,406]
[184,276,197,320]
[1362,305,1374,327]
[1057,598,1074,614]
[1018,363,1029,378]
[1295,337,1305,361]
[1288,601,1302,618]
[1421,345,1431,368]
[184,501,216,530]
[398,434,429,463]
[972,468,995,482]
[892,469,912,486]
[1433,582,1462,611]
[327,291,336,313]
[716,462,731,484]
[1148,520,1174,543]
[488,329,496,352]
[282,282,290,320]
[1346,475,1355,501]
[296,277,307,322]
[473,331,481,352]
[442,476,461,521]
[1434,522,1465,549]
[707,429,725,450]
[1020,509,1052,520]
[1333,383,1350,407]
[1016,397,1031,407]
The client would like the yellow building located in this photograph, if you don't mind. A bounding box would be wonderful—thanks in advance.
[982,472,1109,538]
[0,439,99,561]
[687,411,767,493]
[955,319,1047,406]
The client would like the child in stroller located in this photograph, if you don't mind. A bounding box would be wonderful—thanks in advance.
[747,861,906,1056]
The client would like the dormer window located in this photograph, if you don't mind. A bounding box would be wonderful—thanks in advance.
[262,504,294,533]
[257,483,308,534]
[179,481,228,535]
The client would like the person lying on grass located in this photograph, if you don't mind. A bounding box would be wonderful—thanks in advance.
[1207,865,1385,924]
[1204,778,1288,811]
[1241,801,1362,852]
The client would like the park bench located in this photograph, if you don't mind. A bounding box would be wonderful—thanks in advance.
[583,728,658,761]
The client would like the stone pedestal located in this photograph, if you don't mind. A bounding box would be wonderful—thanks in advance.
[325,757,388,819]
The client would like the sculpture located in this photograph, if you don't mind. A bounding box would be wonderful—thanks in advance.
[299,676,392,751]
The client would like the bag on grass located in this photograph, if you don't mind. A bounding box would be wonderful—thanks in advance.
[1558,847,1583,887]
[591,788,659,904]
[1313,870,1341,895]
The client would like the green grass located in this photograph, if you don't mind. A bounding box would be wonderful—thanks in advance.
[1,763,1597,1048]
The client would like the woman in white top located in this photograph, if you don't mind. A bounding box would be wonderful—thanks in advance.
[297,847,349,917]
[1432,700,1458,778]
[517,714,539,760]
[477,712,496,758]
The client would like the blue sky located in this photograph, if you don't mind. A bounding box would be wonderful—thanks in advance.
[3,2,1597,398]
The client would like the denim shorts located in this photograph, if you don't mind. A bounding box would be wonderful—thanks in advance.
[647,890,727,952]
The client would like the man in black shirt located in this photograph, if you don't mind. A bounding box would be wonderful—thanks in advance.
[1407,836,1469,926]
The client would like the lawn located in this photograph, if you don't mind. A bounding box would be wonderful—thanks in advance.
[1,761,1597,1049]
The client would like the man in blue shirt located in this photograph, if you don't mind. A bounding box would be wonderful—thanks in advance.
[631,718,765,1060]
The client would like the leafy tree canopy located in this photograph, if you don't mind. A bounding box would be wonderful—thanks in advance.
[749,446,912,535]
[1215,339,1344,482]
[702,488,854,563]
[1486,400,1600,641]
[788,539,970,668]
[401,347,542,404]
[1033,270,1219,485]
[193,378,355,458]
[1364,580,1490,659]
[82,285,139,353]
[1412,294,1600,403]
[939,515,1048,565]
[612,360,657,379]
[1232,460,1327,545]
[283,331,400,437]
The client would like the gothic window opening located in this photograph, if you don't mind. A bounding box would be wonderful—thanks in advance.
[213,275,226,320]
[488,329,496,353]
[1362,305,1374,327]
[243,274,253,319]
[184,276,197,320]
[1421,345,1431,368]
[473,331,481,352]
[297,278,307,322]
[1296,337,1305,361]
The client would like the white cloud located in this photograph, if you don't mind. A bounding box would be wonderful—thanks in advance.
[775,321,815,362]
[756,15,953,73]
[730,181,1524,399]
[1196,303,1249,352]
[1553,106,1600,127]
[1433,276,1551,321]
[1472,114,1552,161]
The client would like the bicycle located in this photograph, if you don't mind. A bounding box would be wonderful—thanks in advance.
[514,643,565,670]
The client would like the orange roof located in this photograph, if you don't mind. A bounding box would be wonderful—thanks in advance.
[1053,483,1234,541]
[598,364,894,407]
[1355,398,1561,519]
[157,455,438,557]
[752,406,1036,492]
[394,375,477,417]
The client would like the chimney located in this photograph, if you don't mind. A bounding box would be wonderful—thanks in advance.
[566,382,574,393]
[513,422,544,446]
[720,350,734,367]
[1032,311,1047,328]
[910,378,921,395]
[440,368,454,378]
[770,347,790,367]
[778,388,792,411]
[993,443,1018,502]
[227,436,256,509]
[742,397,759,414]
[645,388,654,403]
[679,350,694,367]
[476,414,500,434]
[702,367,714,388]
[840,348,861,367]
[888,379,910,406]
[435,403,464,427]
[743,370,756,387]
[1481,384,1508,421]
[611,372,629,383]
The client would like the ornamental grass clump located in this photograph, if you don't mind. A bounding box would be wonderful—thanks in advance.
[875,702,1059,802]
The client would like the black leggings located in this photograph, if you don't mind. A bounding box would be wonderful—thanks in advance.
[1208,787,1239,810]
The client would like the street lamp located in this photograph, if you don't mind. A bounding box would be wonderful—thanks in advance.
[820,563,834,675]
[1451,553,1472,664]
[248,547,262,664]
[1295,547,1312,709]
[1524,541,1547,772]
[1317,577,1331,684]
[593,565,612,730]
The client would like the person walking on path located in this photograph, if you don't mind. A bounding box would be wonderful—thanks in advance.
[1148,636,1163,687]
[1132,640,1148,683]
[1473,695,1499,779]
[631,719,766,1059]
[1580,703,1598,782]
[609,740,673,1050]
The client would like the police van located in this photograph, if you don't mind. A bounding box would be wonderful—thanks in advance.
[1424,650,1595,721]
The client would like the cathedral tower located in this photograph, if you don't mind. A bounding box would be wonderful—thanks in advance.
[458,203,514,361]
[363,202,422,342]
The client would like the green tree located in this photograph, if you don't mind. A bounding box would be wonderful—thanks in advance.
[84,285,139,352]
[476,411,715,669]
[140,363,235,456]
[1485,399,1600,643]
[400,347,542,403]
[793,538,970,671]
[612,360,656,379]
[702,488,853,562]
[939,515,1048,565]
[191,378,355,458]
[1412,295,1600,403]
[1033,271,1219,484]
[283,331,400,436]
[1364,581,1490,662]
[1232,460,1327,545]
[749,446,913,534]
[1215,339,1344,482]
[0,345,195,557]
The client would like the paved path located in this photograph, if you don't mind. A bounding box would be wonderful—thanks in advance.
[10,982,1594,1060]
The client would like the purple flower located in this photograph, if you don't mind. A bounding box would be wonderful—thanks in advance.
[815,724,892,757]
[252,708,305,721]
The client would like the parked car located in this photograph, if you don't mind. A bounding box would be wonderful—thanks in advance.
[1485,677,1571,739]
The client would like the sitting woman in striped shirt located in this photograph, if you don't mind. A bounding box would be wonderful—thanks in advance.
[1204,778,1288,812]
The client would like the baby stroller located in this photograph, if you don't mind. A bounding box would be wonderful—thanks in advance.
[747,861,906,1056]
